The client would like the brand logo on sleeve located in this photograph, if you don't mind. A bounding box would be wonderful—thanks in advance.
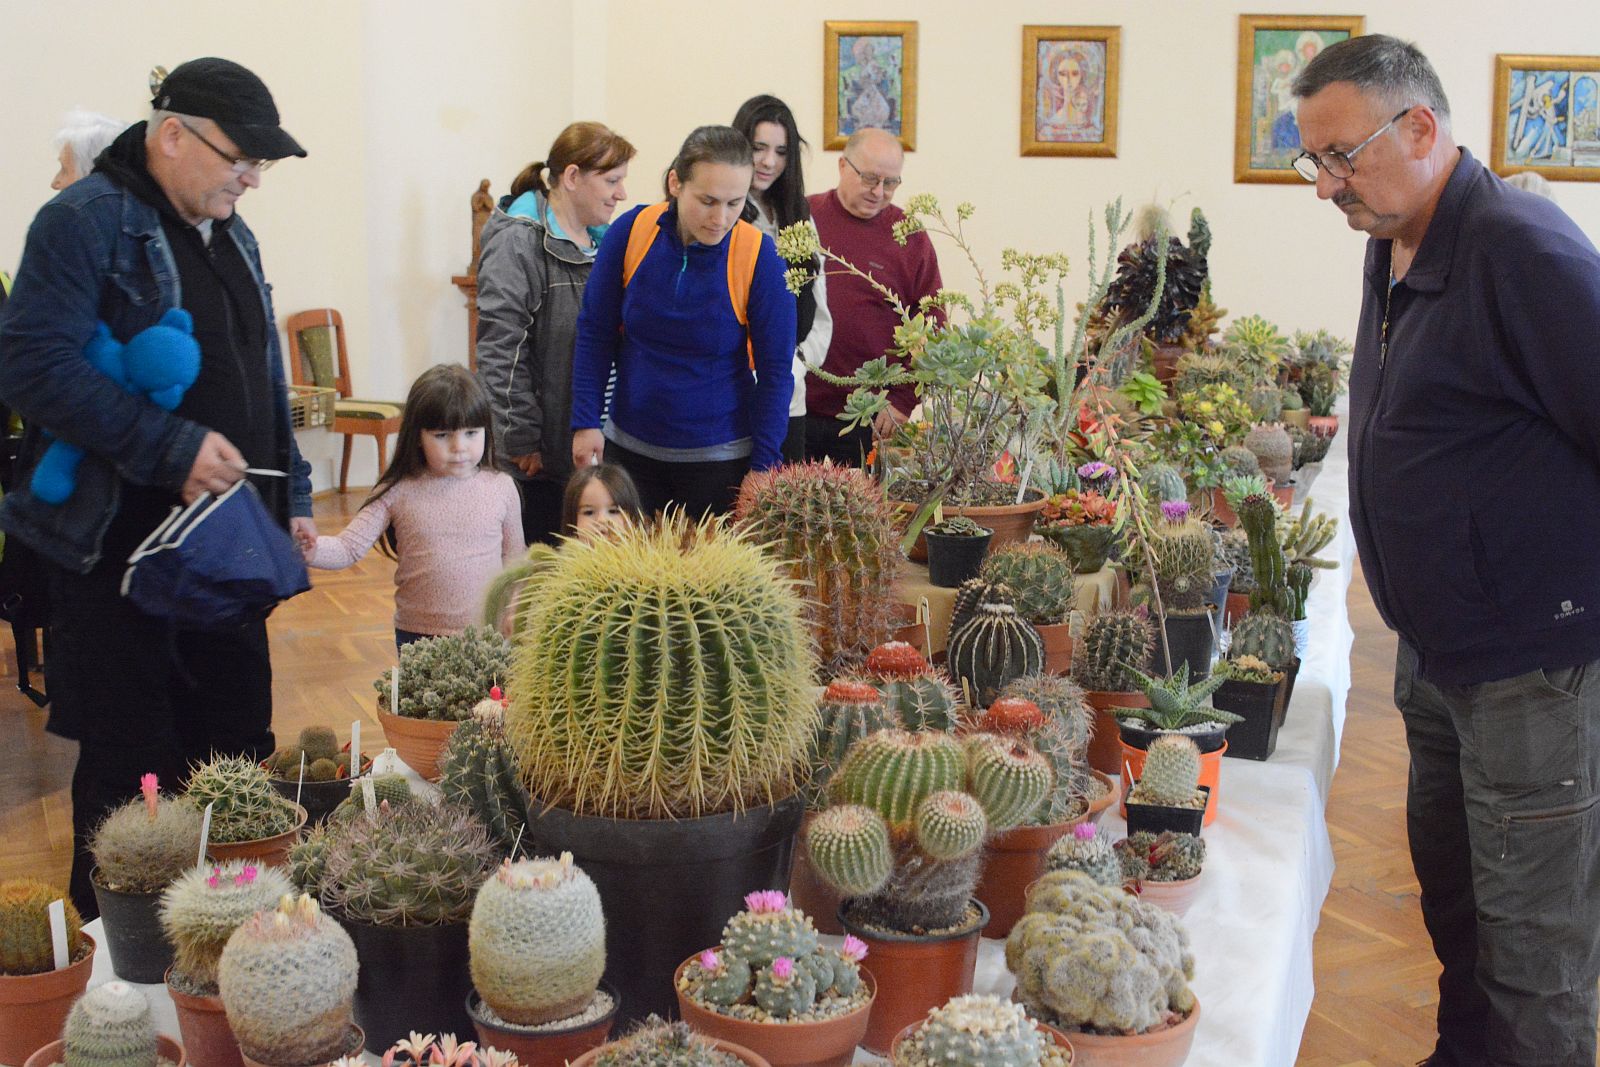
[1555,599,1586,621]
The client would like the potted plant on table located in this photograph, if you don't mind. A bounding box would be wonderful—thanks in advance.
[185,754,305,868]
[370,1033,525,1066]
[922,516,993,589]
[887,995,1074,1066]
[1292,329,1350,438]
[1124,735,1209,837]
[567,1017,770,1067]
[1071,609,1157,776]
[980,541,1077,672]
[262,726,373,826]
[375,627,513,780]
[437,716,535,858]
[89,773,202,983]
[1115,830,1206,917]
[23,979,187,1067]
[1036,486,1118,576]
[1115,664,1240,827]
[0,879,95,1065]
[1143,500,1220,680]
[1212,653,1289,760]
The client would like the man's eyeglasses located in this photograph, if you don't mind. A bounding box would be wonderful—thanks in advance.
[178,120,276,175]
[1292,107,1412,182]
[842,154,903,193]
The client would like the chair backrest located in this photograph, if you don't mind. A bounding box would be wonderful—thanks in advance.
[286,308,351,398]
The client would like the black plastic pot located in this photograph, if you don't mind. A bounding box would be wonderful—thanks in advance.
[1216,677,1283,761]
[341,918,473,1052]
[1116,718,1229,755]
[1126,785,1210,837]
[1207,570,1234,642]
[1157,610,1217,679]
[91,874,173,984]
[522,794,804,1026]
[1277,657,1302,727]
[269,775,354,826]
[924,529,993,588]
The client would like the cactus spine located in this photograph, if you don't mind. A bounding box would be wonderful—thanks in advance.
[0,878,84,975]
[183,755,298,844]
[62,980,158,1067]
[469,854,605,1025]
[950,577,1015,636]
[681,895,866,1022]
[946,603,1044,708]
[90,775,203,895]
[1072,609,1154,692]
[1045,823,1123,886]
[1129,734,1204,808]
[1148,517,1216,614]
[807,680,891,808]
[160,860,293,989]
[980,543,1076,626]
[438,717,534,855]
[963,734,1055,831]
[1231,609,1296,669]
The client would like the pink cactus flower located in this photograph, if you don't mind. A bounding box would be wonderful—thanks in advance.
[772,957,794,980]
[235,864,258,886]
[1160,500,1191,523]
[699,949,721,972]
[1073,823,1097,841]
[206,869,221,889]
[140,773,160,818]
[489,685,504,702]
[743,889,789,914]
[841,935,869,962]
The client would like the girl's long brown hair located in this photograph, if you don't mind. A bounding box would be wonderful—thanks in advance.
[365,363,496,509]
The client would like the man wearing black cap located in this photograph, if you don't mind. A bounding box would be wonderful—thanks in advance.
[0,57,315,917]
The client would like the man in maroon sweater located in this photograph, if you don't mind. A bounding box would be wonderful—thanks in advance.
[805,128,943,466]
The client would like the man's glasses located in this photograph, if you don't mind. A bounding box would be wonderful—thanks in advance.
[842,154,903,193]
[179,120,276,175]
[1292,107,1412,182]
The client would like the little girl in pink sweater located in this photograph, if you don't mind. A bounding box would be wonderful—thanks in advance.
[308,364,524,648]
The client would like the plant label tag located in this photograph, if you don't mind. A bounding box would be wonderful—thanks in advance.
[1015,456,1035,503]
[197,802,214,868]
[390,662,400,716]
[361,776,377,819]
[296,751,307,810]
[48,899,68,971]
[350,720,361,778]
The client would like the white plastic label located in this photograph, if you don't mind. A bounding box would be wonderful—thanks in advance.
[361,776,377,818]
[350,720,361,778]
[197,802,214,867]
[48,899,68,971]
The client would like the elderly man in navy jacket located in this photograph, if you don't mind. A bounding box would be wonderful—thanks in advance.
[1293,34,1600,1067]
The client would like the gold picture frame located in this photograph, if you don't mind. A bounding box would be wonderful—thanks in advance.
[1234,14,1365,183]
[1491,54,1600,181]
[1020,25,1121,157]
[824,20,918,151]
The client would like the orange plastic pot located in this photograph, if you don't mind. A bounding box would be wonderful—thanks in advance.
[207,803,307,869]
[889,1017,1075,1064]
[376,710,460,780]
[1056,998,1199,1067]
[0,932,96,1066]
[840,900,987,1056]
[675,957,874,1067]
[1082,692,1149,776]
[27,1034,186,1067]
[1119,740,1225,827]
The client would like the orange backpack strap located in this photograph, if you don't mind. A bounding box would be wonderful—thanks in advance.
[622,202,670,286]
[726,219,763,368]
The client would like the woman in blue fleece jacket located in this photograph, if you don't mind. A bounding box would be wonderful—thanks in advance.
[570,125,797,519]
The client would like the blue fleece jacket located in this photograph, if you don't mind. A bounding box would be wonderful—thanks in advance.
[570,202,796,471]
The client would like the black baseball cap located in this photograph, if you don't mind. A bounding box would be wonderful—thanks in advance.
[151,57,306,160]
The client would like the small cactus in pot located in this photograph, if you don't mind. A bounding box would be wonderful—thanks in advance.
[1128,735,1206,809]
[91,774,202,895]
[469,854,606,1025]
[946,602,1044,708]
[588,1017,748,1066]
[160,860,293,991]
[0,878,85,975]
[1044,823,1123,887]
[979,542,1076,627]
[60,979,162,1067]
[890,994,1071,1066]
[856,642,963,732]
[183,755,299,846]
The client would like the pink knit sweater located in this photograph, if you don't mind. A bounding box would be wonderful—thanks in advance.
[310,470,524,636]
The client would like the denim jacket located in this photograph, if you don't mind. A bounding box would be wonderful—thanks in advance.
[0,173,313,574]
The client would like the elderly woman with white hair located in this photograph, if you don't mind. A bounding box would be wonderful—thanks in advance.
[50,107,127,190]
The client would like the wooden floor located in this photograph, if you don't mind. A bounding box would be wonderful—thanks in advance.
[0,490,1439,1064]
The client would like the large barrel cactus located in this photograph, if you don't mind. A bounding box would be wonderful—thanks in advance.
[947,603,1044,708]
[506,513,819,820]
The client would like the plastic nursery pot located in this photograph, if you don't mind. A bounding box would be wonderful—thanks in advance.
[1082,692,1149,777]
[1277,657,1302,727]
[839,899,988,1057]
[976,770,1119,939]
[1307,414,1339,439]
[1216,677,1284,761]
[92,871,174,983]
[888,1016,1075,1066]
[1056,996,1200,1067]
[895,496,1047,563]
[0,932,96,1066]
[1207,572,1233,643]
[376,709,460,781]
[923,529,993,589]
[264,756,370,826]
[788,812,844,937]
[1155,611,1215,680]
[1270,481,1295,509]
[1125,785,1211,838]
[167,963,246,1067]
[340,917,473,1053]
[674,957,874,1067]
[206,803,307,869]
[467,984,618,1067]
[522,794,804,1027]
[1129,873,1201,918]
[565,1035,773,1067]
[239,1024,363,1067]
[26,1035,187,1067]
[1119,738,1226,828]
[1036,622,1073,675]
[1224,591,1252,629]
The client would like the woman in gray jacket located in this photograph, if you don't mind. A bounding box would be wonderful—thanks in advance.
[476,122,635,543]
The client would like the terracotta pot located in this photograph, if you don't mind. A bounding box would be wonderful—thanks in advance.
[1129,873,1201,917]
[1224,591,1251,628]
[1270,482,1295,509]
[1082,692,1149,776]
[168,965,245,1067]
[26,1035,186,1067]
[468,985,617,1066]
[1151,343,1184,389]
[376,710,461,781]
[566,1035,772,1066]
[1207,487,1239,528]
[1307,414,1339,439]
[976,771,1118,938]
[889,1017,1075,1065]
[238,1024,363,1067]
[675,957,874,1067]
[1055,998,1200,1067]
[894,495,1046,563]
[207,803,307,869]
[1037,622,1073,675]
[788,813,844,936]
[887,603,931,658]
[0,932,96,1066]
[1281,407,1310,430]
[840,899,987,1056]
[1120,739,1226,827]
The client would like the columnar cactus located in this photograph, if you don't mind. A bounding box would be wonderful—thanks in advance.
[807,680,892,807]
[1129,734,1204,808]
[903,995,1055,1067]
[1006,870,1196,1034]
[62,980,158,1067]
[183,755,298,844]
[946,603,1044,708]
[0,879,83,975]
[1244,424,1293,484]
[734,461,901,674]
[160,860,293,989]
[1045,824,1123,887]
[1148,516,1216,614]
[980,543,1077,626]
[469,854,606,1025]
[90,774,203,895]
[375,626,514,722]
[506,513,818,819]
[1072,609,1155,692]
[438,717,534,855]
[219,894,358,1065]
[680,896,866,1022]
[1231,610,1296,669]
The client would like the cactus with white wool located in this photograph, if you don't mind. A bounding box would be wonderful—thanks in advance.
[469,853,606,1025]
[61,980,160,1067]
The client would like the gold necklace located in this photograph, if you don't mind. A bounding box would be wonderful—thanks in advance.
[1380,268,1396,368]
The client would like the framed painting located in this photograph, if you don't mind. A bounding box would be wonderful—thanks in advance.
[1021,25,1121,157]
[1491,55,1600,181]
[1234,14,1365,183]
[824,20,918,150]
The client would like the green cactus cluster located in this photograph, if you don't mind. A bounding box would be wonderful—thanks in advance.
[830,730,966,827]
[979,542,1076,626]
[947,602,1044,708]
[1116,831,1206,883]
[1072,609,1155,693]
[1007,870,1196,1034]
[438,717,533,855]
[1281,386,1305,411]
[734,461,902,674]
[721,890,818,967]
[506,513,819,820]
[898,994,1062,1067]
[999,675,1095,824]
[1148,516,1216,615]
[376,626,513,722]
[1117,663,1240,731]
[1129,734,1205,808]
[1289,424,1333,466]
[806,680,892,809]
[592,1017,745,1066]
[1247,382,1284,423]
[1045,823,1123,887]
[1231,610,1296,669]
[1141,461,1187,504]
[1244,424,1293,484]
[1172,351,1248,397]
[865,668,963,733]
[160,860,293,989]
[62,980,159,1067]
[218,893,358,1065]
[0,878,83,976]
[264,725,355,782]
[469,854,606,1025]
[90,781,202,895]
[183,755,299,845]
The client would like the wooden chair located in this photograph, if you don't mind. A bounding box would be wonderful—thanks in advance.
[285,309,404,492]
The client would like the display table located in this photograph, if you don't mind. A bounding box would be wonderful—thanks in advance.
[894,560,1117,654]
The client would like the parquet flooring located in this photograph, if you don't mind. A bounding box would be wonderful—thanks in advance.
[0,491,1468,1063]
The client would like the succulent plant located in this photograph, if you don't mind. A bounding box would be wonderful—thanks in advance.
[183,755,298,845]
[376,1033,525,1066]
[1103,235,1207,344]
[1045,823,1123,887]
[899,994,1056,1067]
[90,774,203,895]
[376,627,513,722]
[681,896,866,1022]
[1148,515,1216,615]
[950,576,1015,636]
[1247,382,1284,423]
[806,680,892,808]
[734,461,901,674]
[926,516,989,537]
[1230,610,1296,670]
[265,726,360,782]
[160,860,293,989]
[803,805,892,897]
[0,879,84,976]
[1281,386,1305,411]
[980,543,1076,626]
[1239,492,1290,616]
[1220,473,1270,514]
[1116,663,1240,731]
[1217,527,1254,594]
[1072,609,1155,693]
[506,513,818,820]
[219,893,359,1065]
[947,603,1044,708]
[593,1017,745,1066]
[1288,424,1332,467]
[856,641,964,733]
[1172,351,1248,398]
[1128,734,1204,808]
[1117,830,1206,883]
[1007,870,1196,1034]
[438,717,534,855]
[829,730,967,828]
[1243,424,1293,485]
[1140,461,1187,504]
[1298,360,1343,416]
[470,854,605,1025]
[1216,654,1282,685]
[1219,314,1289,383]
[995,677,1096,825]
[1218,446,1261,480]
[62,980,159,1067]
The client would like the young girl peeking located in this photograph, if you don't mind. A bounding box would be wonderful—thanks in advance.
[308,364,525,648]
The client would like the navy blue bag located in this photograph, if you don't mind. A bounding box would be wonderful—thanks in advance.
[121,476,310,628]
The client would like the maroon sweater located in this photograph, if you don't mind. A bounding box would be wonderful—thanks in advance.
[806,191,943,418]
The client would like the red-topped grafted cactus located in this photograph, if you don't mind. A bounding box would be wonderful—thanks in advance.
[982,696,1046,734]
[807,680,892,808]
[864,641,930,679]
